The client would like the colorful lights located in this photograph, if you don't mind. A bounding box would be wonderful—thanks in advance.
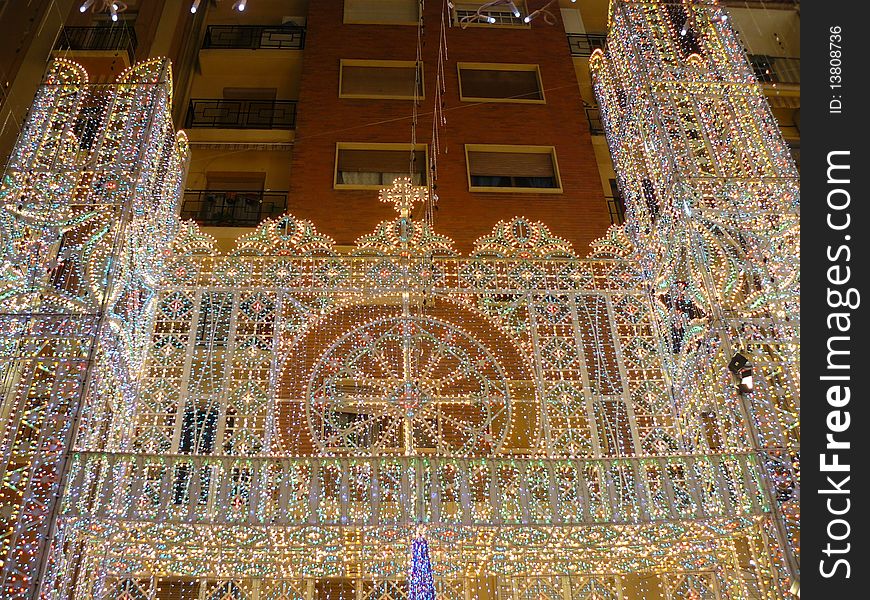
[1,0,799,595]
[591,0,800,590]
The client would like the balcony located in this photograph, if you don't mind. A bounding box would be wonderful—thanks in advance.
[567,33,607,57]
[201,24,306,50]
[53,25,137,63]
[606,196,625,225]
[185,99,297,130]
[64,451,768,527]
[749,55,800,85]
[585,104,604,134]
[180,190,288,227]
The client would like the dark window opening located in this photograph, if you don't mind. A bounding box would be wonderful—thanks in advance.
[196,292,233,346]
[665,4,702,57]
[641,178,659,221]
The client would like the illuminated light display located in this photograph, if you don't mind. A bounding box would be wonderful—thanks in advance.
[409,530,436,600]
[0,58,188,598]
[590,0,800,592]
[0,0,799,596]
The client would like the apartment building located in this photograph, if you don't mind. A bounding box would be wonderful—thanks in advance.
[0,1,800,599]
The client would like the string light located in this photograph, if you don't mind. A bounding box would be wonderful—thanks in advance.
[78,0,127,18]
[0,0,799,597]
[591,0,800,591]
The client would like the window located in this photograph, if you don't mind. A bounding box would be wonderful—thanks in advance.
[452,1,528,27]
[458,63,543,103]
[340,60,422,100]
[343,0,419,25]
[335,143,427,189]
[465,145,561,193]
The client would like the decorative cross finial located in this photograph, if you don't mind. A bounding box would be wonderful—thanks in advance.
[379,177,429,218]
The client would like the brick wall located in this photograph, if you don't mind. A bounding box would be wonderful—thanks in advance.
[288,1,611,255]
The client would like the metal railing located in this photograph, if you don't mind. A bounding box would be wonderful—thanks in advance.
[54,25,137,63]
[184,99,297,129]
[202,24,306,50]
[748,55,800,85]
[585,105,604,134]
[567,33,607,57]
[64,451,768,527]
[181,190,288,227]
[606,196,625,225]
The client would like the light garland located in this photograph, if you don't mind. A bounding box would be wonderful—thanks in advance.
[455,0,571,29]
[591,0,800,592]
[0,0,799,596]
[80,0,127,21]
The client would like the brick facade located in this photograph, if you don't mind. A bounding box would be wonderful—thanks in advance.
[288,1,611,254]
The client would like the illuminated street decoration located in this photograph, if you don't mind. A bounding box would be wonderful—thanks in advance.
[0,58,188,598]
[409,530,436,600]
[0,0,799,596]
[591,0,800,591]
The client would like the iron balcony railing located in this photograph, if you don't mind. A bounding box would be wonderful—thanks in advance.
[54,25,137,63]
[184,99,297,129]
[605,196,626,225]
[181,190,288,227]
[749,55,800,85]
[567,32,607,56]
[202,24,306,50]
[585,105,604,135]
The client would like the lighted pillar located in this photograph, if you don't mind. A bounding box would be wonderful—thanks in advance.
[0,58,188,599]
[591,0,800,590]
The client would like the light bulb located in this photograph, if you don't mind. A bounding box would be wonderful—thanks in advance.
[111,14,118,21]
[79,0,94,11]
[523,15,532,23]
[238,1,246,11]
[486,15,496,23]
[191,0,200,13]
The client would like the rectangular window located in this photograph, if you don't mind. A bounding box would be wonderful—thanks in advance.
[343,0,419,25]
[465,145,561,192]
[458,63,543,103]
[340,60,422,100]
[335,143,427,189]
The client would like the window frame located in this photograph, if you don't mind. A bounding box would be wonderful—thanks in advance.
[457,62,545,104]
[464,144,563,194]
[339,59,424,100]
[334,142,429,190]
